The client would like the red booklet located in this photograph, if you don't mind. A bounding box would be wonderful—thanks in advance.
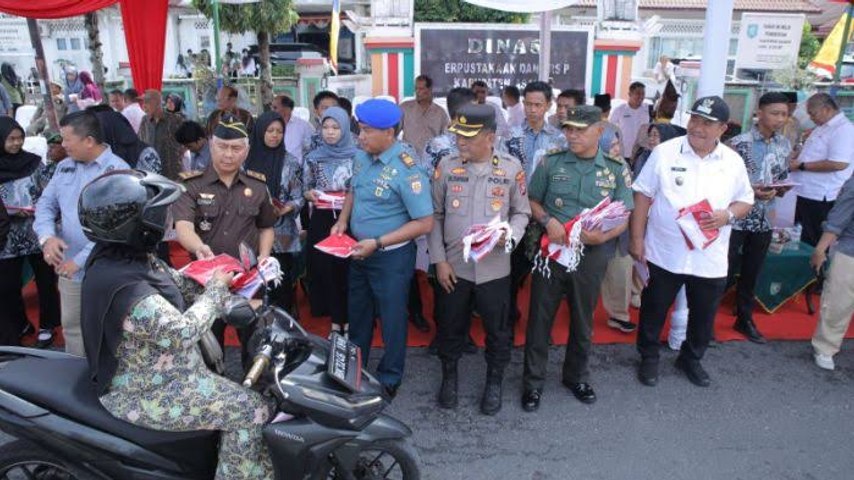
[314,234,358,258]
[676,199,719,250]
[180,254,245,286]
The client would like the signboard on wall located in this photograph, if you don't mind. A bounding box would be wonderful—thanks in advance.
[735,13,805,71]
[414,23,593,96]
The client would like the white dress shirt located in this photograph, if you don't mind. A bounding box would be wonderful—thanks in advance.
[792,112,854,202]
[610,102,650,158]
[121,102,145,134]
[506,101,525,129]
[633,136,754,278]
[284,115,314,162]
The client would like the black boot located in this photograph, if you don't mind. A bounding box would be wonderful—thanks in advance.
[480,368,503,415]
[438,361,458,409]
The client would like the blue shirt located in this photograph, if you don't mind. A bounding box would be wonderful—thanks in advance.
[349,142,433,241]
[501,120,566,181]
[189,143,212,171]
[33,147,130,282]
[824,175,854,258]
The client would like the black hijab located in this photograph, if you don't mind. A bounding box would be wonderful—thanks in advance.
[94,110,150,168]
[0,117,41,183]
[1,63,19,88]
[245,111,286,199]
[81,243,185,395]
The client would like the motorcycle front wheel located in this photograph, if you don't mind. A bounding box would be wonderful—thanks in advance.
[313,438,421,480]
[0,439,80,480]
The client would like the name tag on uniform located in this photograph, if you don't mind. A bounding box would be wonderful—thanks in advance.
[198,193,215,206]
[670,167,687,172]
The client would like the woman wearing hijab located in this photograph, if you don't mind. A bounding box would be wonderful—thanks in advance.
[76,71,103,110]
[598,122,623,159]
[631,123,681,179]
[303,107,356,335]
[0,63,26,116]
[245,111,304,313]
[0,118,61,347]
[93,110,162,174]
[165,93,185,119]
[63,66,85,113]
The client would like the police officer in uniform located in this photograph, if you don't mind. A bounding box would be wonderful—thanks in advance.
[331,99,433,398]
[429,104,530,415]
[521,106,634,411]
[172,115,278,366]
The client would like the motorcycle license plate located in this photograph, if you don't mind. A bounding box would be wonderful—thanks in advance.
[327,332,362,392]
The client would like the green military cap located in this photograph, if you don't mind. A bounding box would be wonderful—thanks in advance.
[44,131,62,144]
[562,105,602,129]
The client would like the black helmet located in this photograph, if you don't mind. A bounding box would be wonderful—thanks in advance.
[79,169,184,249]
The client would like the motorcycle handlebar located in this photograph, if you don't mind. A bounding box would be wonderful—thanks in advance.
[243,345,273,387]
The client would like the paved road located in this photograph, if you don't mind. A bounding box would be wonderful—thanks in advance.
[375,341,854,480]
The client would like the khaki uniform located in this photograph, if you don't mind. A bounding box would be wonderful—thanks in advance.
[429,151,531,367]
[523,149,634,389]
[171,167,278,259]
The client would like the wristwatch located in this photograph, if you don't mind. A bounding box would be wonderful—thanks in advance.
[374,236,384,251]
[798,162,806,171]
[726,208,736,225]
[538,213,552,228]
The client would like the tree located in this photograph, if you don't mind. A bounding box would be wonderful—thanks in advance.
[193,0,299,108]
[414,0,528,23]
[798,21,820,69]
[84,12,106,94]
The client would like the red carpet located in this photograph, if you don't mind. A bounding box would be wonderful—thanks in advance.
[23,269,853,350]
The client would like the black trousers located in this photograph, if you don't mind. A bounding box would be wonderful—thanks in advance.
[727,230,772,322]
[408,275,424,318]
[795,196,835,247]
[270,252,295,314]
[436,276,512,370]
[637,263,726,363]
[305,209,349,325]
[0,255,60,345]
[509,245,532,323]
[523,243,611,389]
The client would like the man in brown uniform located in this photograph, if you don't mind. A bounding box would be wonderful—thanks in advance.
[429,104,531,415]
[173,115,277,365]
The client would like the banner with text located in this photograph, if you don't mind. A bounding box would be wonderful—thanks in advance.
[735,13,805,71]
[415,23,592,96]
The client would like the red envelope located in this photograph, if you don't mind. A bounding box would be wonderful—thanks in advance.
[314,234,358,258]
[676,199,719,250]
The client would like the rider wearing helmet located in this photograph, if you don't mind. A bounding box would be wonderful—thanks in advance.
[79,169,274,479]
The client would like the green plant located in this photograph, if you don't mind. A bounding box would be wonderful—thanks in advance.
[798,21,821,69]
[414,0,528,23]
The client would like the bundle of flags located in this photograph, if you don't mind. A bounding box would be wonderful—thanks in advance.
[532,198,630,277]
[180,254,283,299]
[675,199,719,250]
[314,191,346,210]
[461,216,513,263]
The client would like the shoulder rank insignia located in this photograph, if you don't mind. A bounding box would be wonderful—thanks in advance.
[546,148,567,156]
[400,152,416,168]
[604,154,625,165]
[245,169,267,182]
[178,170,203,181]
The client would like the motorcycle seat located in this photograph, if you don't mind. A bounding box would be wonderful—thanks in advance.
[0,355,218,476]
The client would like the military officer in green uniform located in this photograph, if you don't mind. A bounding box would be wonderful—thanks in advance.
[521,105,634,411]
[429,104,530,415]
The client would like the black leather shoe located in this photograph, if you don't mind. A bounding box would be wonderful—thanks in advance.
[480,371,503,416]
[734,319,767,344]
[438,362,458,409]
[409,313,431,333]
[563,381,597,404]
[638,359,659,387]
[383,383,401,399]
[521,389,541,412]
[675,356,710,387]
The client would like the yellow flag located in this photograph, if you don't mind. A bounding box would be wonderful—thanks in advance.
[330,0,340,75]
[809,9,853,78]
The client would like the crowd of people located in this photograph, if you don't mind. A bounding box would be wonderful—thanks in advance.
[0,68,853,477]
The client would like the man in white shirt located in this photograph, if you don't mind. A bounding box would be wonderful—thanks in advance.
[472,81,511,139]
[610,82,650,162]
[400,75,450,155]
[502,85,525,129]
[629,95,754,388]
[272,94,314,162]
[653,55,676,86]
[120,89,145,134]
[789,93,854,246]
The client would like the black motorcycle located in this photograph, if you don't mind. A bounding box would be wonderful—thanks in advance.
[0,247,421,479]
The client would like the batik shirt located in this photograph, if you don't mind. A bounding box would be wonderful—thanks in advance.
[422,132,458,176]
[0,163,50,259]
[728,127,791,232]
[501,120,566,181]
[270,152,305,254]
[303,153,353,194]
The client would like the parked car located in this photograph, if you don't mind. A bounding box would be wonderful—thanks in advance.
[248,43,355,74]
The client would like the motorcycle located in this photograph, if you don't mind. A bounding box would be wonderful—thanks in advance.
[0,245,421,479]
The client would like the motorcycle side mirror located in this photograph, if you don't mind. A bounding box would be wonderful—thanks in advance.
[223,295,257,329]
[238,242,257,271]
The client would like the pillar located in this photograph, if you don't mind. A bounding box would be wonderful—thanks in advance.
[697,0,734,98]
[364,37,415,102]
[592,39,642,100]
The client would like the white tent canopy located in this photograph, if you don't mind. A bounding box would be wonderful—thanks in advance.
[463,0,578,13]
